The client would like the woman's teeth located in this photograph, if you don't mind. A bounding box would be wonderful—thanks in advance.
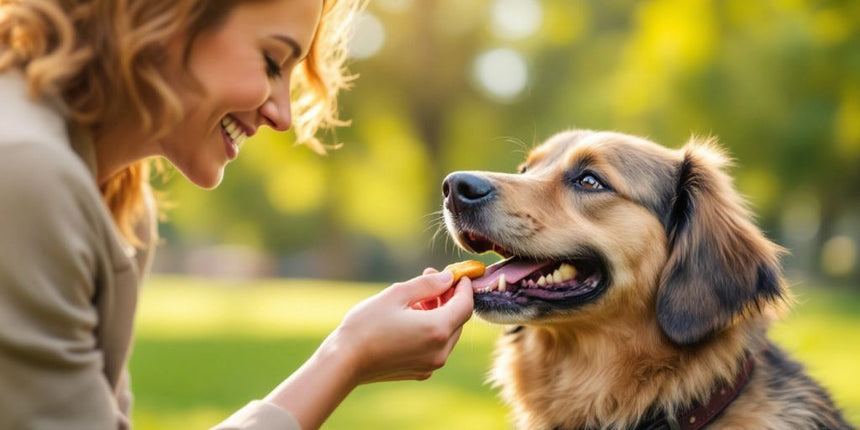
[221,116,248,147]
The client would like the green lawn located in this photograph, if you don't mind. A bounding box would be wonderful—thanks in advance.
[131,276,860,429]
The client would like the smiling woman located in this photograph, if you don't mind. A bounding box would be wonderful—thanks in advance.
[0,0,358,426]
[1,0,477,429]
[153,0,324,189]
[0,0,357,242]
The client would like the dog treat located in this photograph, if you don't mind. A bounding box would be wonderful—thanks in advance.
[444,260,486,283]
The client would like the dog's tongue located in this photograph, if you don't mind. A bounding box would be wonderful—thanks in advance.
[471,258,554,291]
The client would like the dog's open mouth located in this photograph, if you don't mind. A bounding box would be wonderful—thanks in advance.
[471,257,603,304]
[457,230,606,309]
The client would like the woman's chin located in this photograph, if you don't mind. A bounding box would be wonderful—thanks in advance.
[197,172,225,190]
[181,165,226,190]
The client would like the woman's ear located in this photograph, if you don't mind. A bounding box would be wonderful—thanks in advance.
[657,139,786,345]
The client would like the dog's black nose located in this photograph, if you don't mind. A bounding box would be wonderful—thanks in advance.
[443,172,495,211]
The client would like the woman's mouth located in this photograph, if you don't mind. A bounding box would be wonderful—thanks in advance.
[220,115,249,160]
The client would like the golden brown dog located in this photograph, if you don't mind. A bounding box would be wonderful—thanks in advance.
[442,130,853,429]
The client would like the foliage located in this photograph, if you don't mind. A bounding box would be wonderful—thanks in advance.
[130,276,860,429]
[156,0,860,283]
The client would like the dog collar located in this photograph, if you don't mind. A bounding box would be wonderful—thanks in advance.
[554,354,756,430]
[636,354,756,430]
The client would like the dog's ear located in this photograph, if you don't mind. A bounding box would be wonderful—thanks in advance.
[657,139,785,345]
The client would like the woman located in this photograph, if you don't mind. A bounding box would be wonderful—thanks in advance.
[0,1,474,429]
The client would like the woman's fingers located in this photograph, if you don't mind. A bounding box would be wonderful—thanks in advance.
[438,284,456,305]
[390,270,454,306]
[410,268,442,309]
[341,271,476,385]
[410,270,474,311]
[431,277,474,329]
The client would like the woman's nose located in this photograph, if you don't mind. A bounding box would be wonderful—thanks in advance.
[258,90,292,132]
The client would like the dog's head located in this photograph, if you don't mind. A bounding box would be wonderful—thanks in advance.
[443,130,785,345]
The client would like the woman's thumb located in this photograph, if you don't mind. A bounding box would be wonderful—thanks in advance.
[393,270,454,305]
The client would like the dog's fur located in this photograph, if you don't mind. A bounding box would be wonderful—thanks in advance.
[443,130,853,429]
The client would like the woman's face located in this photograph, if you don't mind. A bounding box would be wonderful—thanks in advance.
[162,0,323,189]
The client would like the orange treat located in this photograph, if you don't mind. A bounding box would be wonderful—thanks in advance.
[444,260,486,283]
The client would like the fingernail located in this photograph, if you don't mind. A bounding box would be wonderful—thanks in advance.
[436,270,454,283]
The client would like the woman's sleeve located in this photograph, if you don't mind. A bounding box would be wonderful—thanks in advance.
[212,401,302,430]
[0,143,125,429]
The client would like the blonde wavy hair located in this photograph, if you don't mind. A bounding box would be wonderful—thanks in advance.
[0,0,361,245]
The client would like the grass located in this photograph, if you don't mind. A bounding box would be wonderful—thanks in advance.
[131,276,860,429]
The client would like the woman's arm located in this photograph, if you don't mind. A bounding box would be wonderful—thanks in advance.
[261,333,358,430]
[263,270,474,430]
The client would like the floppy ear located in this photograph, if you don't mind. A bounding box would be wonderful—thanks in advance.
[657,139,785,345]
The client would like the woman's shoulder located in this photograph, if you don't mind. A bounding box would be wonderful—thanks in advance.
[0,148,109,263]
[0,142,97,201]
[0,71,101,207]
[0,71,70,148]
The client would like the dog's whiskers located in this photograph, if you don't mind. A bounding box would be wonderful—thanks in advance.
[493,135,532,159]
[429,224,447,252]
[422,216,445,235]
[420,210,444,220]
[423,210,450,254]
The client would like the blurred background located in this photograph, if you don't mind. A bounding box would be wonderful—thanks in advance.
[134,0,860,428]
[155,0,860,285]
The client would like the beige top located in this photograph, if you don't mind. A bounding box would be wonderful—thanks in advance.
[0,71,300,430]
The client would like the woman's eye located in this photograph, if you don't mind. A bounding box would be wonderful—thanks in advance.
[263,53,282,78]
[577,174,604,190]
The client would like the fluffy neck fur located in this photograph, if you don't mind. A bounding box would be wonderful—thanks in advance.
[489,311,773,430]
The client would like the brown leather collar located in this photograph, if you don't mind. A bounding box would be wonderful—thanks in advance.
[636,354,756,430]
[555,354,756,430]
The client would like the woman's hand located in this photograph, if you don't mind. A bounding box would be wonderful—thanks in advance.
[328,268,475,385]
[263,269,473,429]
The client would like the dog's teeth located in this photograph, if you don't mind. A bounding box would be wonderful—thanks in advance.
[559,263,577,281]
[553,269,563,282]
[498,274,506,292]
[537,275,546,287]
[545,273,554,284]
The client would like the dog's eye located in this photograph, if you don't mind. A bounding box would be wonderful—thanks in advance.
[577,174,604,190]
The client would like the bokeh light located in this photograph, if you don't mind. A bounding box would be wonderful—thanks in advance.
[821,236,858,277]
[472,48,528,100]
[348,12,386,60]
[491,0,543,39]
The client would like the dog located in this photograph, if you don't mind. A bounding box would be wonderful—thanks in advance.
[442,130,853,429]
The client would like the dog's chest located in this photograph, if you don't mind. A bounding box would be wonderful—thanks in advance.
[492,332,632,429]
